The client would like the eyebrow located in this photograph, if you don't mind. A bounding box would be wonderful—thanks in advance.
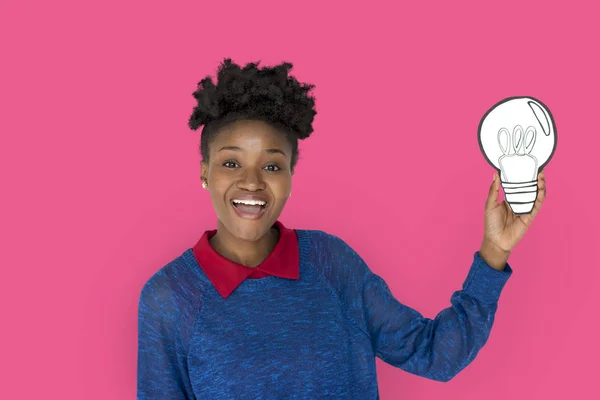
[217,146,287,156]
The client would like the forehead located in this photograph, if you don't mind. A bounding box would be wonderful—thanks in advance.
[211,120,290,152]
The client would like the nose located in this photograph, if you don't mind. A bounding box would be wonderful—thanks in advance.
[237,167,265,191]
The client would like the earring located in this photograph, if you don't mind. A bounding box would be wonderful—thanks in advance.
[202,181,208,190]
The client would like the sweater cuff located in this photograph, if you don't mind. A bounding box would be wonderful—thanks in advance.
[462,251,513,304]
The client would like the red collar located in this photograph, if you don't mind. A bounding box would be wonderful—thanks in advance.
[192,220,299,298]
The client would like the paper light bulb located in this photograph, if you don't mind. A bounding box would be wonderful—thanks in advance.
[478,96,557,215]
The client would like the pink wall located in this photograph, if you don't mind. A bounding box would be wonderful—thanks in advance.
[1,0,598,398]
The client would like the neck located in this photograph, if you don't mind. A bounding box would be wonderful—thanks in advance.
[209,222,279,267]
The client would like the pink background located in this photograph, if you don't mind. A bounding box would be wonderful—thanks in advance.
[1,0,598,398]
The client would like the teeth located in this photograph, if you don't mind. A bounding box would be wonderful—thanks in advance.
[232,199,266,206]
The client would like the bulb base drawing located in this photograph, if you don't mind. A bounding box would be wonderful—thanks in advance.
[500,179,538,215]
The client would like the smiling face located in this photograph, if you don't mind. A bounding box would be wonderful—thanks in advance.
[200,119,293,242]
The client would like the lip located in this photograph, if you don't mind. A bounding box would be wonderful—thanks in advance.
[230,194,269,220]
[231,194,269,203]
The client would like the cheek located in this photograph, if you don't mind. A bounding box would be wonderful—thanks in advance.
[268,176,292,198]
[206,172,232,201]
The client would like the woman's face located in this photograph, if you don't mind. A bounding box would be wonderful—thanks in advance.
[201,120,293,242]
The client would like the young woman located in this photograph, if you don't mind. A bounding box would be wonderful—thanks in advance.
[137,58,546,399]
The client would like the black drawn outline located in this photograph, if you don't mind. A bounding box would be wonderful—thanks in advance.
[477,96,557,215]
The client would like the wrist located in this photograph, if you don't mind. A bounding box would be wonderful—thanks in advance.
[479,239,510,271]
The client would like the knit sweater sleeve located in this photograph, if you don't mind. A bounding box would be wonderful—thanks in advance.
[137,266,197,399]
[319,233,512,382]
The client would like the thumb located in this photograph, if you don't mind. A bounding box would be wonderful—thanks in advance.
[485,171,500,210]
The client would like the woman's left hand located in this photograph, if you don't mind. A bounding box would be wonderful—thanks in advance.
[479,170,547,270]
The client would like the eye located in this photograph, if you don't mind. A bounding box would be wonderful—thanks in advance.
[264,164,280,172]
[223,161,239,168]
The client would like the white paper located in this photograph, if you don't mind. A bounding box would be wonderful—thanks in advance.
[478,97,557,215]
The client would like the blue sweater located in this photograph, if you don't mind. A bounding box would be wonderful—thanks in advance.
[137,229,512,399]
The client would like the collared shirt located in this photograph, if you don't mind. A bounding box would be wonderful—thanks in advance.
[192,220,300,299]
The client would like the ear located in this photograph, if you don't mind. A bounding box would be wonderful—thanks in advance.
[200,160,208,181]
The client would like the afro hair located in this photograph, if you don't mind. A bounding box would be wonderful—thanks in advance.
[188,58,317,172]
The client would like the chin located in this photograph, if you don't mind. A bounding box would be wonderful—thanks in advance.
[222,217,275,242]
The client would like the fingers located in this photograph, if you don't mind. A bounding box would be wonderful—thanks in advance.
[535,170,546,208]
[522,170,546,223]
[485,171,500,211]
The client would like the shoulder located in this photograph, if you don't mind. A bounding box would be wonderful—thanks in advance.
[295,228,367,269]
[138,254,195,309]
[137,253,206,346]
[296,228,352,248]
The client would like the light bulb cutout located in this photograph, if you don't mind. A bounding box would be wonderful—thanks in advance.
[478,96,557,215]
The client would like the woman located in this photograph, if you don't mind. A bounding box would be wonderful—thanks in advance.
[137,58,546,399]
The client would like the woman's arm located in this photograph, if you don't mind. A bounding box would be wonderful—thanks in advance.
[323,234,512,382]
[137,273,196,399]
[350,170,544,381]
